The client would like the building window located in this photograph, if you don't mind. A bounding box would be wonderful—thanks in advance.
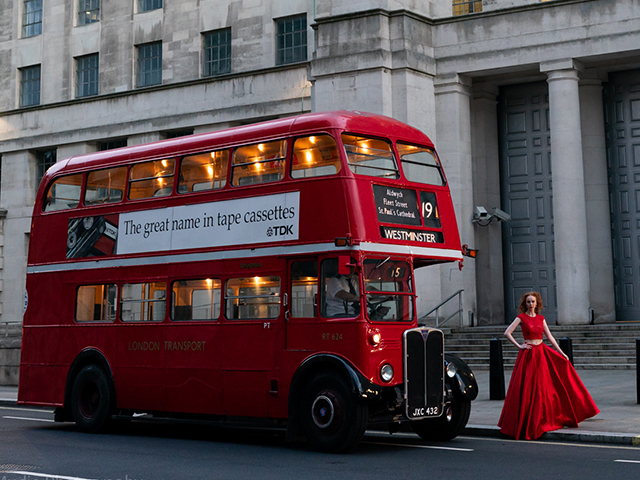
[76,54,99,98]
[275,14,307,65]
[22,0,43,37]
[203,28,231,77]
[99,139,127,150]
[138,0,162,12]
[78,0,100,25]
[452,0,482,15]
[36,149,57,190]
[137,42,162,87]
[19,65,41,107]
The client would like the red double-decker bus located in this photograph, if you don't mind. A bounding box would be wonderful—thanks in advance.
[19,111,477,452]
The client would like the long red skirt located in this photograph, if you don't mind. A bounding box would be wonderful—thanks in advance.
[498,343,599,440]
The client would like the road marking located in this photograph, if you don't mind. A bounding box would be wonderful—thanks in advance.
[615,459,640,464]
[460,435,640,451]
[3,416,54,423]
[363,441,473,452]
[7,472,95,480]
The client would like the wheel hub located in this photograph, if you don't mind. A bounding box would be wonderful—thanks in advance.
[311,394,335,429]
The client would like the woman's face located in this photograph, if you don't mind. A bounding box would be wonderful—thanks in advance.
[526,295,537,311]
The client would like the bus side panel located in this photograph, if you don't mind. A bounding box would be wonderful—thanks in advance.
[19,327,64,406]
[164,323,223,415]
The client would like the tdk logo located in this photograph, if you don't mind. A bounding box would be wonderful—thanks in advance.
[266,225,294,237]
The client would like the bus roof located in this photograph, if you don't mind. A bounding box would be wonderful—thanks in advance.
[45,111,436,179]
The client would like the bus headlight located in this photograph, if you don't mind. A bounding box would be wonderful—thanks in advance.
[380,363,394,383]
[368,330,381,346]
[446,361,457,378]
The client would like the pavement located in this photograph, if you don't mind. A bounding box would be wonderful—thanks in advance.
[2,369,640,446]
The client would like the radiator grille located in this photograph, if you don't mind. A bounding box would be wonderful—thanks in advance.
[403,328,444,419]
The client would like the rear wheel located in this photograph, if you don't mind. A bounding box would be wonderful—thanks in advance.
[71,364,114,433]
[300,373,368,453]
[411,398,471,441]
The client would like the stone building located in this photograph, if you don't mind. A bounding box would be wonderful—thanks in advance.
[1,0,639,372]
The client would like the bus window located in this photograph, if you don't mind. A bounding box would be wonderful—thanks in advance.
[321,258,359,318]
[178,151,228,194]
[43,174,83,212]
[121,282,166,321]
[129,159,175,200]
[342,134,399,179]
[290,261,318,318]
[231,140,286,186]
[75,284,117,322]
[84,167,127,205]
[171,278,221,320]
[291,135,340,178]
[363,258,414,322]
[396,143,445,186]
[225,276,280,319]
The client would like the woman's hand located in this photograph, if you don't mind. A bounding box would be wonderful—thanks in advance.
[519,343,532,350]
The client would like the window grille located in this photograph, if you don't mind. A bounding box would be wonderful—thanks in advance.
[22,0,42,37]
[20,65,41,107]
[276,14,307,65]
[76,54,99,98]
[137,42,162,87]
[203,28,232,76]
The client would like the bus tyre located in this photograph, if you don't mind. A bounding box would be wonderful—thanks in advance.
[410,398,471,441]
[71,365,113,433]
[300,373,368,453]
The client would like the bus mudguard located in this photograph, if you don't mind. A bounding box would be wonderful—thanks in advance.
[445,353,478,401]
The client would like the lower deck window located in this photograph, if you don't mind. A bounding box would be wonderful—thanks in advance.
[225,276,280,319]
[121,282,166,321]
[76,284,117,322]
[172,278,221,320]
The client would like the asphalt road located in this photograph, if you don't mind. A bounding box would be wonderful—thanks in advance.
[2,405,640,480]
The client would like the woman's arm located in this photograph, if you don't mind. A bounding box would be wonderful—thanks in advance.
[543,320,570,360]
[503,318,530,350]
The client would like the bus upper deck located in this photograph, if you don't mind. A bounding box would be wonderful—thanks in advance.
[29,111,462,269]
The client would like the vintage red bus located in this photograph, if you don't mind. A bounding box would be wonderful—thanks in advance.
[18,110,477,452]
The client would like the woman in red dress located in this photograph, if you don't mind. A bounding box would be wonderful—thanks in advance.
[498,292,599,440]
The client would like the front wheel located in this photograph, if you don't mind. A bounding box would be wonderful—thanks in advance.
[300,373,368,453]
[411,398,471,441]
[70,364,114,433]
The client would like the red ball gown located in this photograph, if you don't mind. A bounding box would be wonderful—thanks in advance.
[498,313,600,440]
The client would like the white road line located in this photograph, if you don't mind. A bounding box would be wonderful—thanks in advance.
[3,415,55,423]
[0,406,54,413]
[615,459,640,464]
[461,435,640,452]
[363,441,473,452]
[7,472,96,480]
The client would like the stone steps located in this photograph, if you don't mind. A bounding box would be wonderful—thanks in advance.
[444,324,640,370]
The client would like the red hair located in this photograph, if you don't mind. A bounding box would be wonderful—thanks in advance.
[517,292,544,314]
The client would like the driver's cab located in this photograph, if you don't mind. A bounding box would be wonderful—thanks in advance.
[320,256,415,322]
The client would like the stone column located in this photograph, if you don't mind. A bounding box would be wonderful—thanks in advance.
[472,82,505,325]
[579,74,616,323]
[434,73,476,326]
[541,60,590,324]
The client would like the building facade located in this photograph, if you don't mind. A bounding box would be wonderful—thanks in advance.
[1,0,639,339]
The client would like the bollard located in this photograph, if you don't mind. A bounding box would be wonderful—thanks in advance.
[489,338,506,400]
[637,339,640,405]
[559,337,574,365]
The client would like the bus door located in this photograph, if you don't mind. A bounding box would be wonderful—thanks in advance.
[285,259,318,351]
[164,278,222,415]
[220,274,283,417]
[115,281,167,411]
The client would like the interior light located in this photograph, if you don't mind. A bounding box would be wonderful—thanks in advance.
[309,136,316,144]
[161,159,168,168]
[305,151,313,163]
[205,278,213,288]
[207,165,214,177]
[258,144,265,152]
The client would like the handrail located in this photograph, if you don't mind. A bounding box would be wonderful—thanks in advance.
[1,321,22,337]
[419,289,464,328]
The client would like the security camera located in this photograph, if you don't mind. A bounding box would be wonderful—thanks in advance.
[491,208,511,222]
[473,206,489,219]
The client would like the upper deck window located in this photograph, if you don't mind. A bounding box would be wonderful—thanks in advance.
[231,140,286,186]
[292,135,340,179]
[396,143,445,186]
[43,174,83,212]
[342,134,399,179]
[178,150,228,193]
[129,158,175,200]
[84,166,126,205]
